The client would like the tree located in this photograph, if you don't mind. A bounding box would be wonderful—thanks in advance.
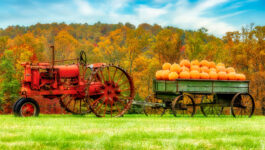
[0,50,20,109]
[54,30,79,61]
[153,29,182,64]
[0,36,8,54]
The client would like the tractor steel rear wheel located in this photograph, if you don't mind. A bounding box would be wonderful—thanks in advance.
[87,65,135,117]
[59,63,92,115]
[172,95,195,117]
[59,95,91,115]
[15,98,40,117]
[144,94,165,117]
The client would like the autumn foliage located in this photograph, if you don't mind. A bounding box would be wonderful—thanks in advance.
[0,22,264,114]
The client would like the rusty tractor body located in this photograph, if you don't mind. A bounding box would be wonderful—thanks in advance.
[13,47,135,117]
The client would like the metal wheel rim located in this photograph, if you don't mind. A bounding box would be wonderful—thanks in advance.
[20,102,37,117]
[87,65,135,117]
[231,93,255,118]
[143,94,166,117]
[200,95,223,117]
[172,95,195,117]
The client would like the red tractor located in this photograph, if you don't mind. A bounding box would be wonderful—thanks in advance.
[13,46,135,117]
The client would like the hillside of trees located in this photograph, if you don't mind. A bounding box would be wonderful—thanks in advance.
[0,22,264,113]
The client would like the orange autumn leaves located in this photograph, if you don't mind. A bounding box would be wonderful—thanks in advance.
[156,59,246,81]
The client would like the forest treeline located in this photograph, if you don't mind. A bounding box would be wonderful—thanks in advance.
[0,22,264,112]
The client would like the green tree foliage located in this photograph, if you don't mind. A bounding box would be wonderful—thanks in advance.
[0,36,8,54]
[0,50,20,107]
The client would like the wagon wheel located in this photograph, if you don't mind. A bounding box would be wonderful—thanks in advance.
[144,94,166,117]
[200,95,223,117]
[231,93,255,118]
[172,94,195,117]
[87,65,135,117]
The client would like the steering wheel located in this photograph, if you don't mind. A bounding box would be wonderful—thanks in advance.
[79,50,87,66]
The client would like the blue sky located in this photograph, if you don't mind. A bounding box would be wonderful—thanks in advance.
[0,0,264,36]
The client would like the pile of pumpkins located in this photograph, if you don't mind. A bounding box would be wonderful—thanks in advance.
[156,59,246,81]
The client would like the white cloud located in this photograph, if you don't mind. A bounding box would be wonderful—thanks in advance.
[0,0,253,36]
[170,0,241,36]
[74,0,99,16]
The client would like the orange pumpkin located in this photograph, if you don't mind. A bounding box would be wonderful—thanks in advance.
[200,60,209,68]
[236,73,246,80]
[191,60,200,66]
[162,63,171,70]
[218,71,227,80]
[200,72,209,79]
[180,59,191,68]
[216,66,226,72]
[226,67,235,74]
[210,68,217,72]
[180,66,190,72]
[162,70,170,80]
[168,72,179,81]
[228,72,236,80]
[170,63,181,73]
[190,65,200,72]
[209,71,218,80]
[190,70,200,79]
[179,71,190,79]
[155,70,163,80]
[209,61,216,68]
[201,66,210,73]
[217,63,225,67]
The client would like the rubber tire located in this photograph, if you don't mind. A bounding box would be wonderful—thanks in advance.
[15,98,40,117]
[13,98,25,116]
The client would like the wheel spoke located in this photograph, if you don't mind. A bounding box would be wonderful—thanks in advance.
[118,80,129,87]
[104,102,107,117]
[116,72,125,84]
[120,88,131,92]
[111,103,113,117]
[112,67,118,80]
[73,100,76,112]
[91,95,105,106]
[107,67,111,81]
[99,70,106,83]
[95,100,105,113]
[79,100,82,113]
[114,102,122,114]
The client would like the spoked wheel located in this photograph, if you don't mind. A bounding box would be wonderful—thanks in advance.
[200,95,223,117]
[15,98,40,117]
[59,95,90,115]
[87,65,135,117]
[231,93,255,118]
[59,62,92,115]
[144,94,166,117]
[172,94,195,117]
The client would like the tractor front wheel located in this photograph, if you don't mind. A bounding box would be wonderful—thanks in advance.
[14,98,40,117]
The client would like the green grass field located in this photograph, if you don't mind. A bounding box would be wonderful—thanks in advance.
[0,114,264,150]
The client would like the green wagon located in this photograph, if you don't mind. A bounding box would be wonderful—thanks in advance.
[143,79,255,118]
